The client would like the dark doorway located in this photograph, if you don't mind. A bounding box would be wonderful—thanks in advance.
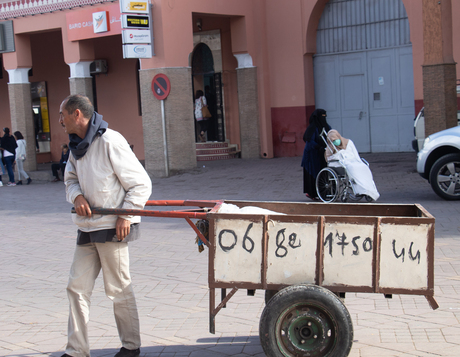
[192,43,224,142]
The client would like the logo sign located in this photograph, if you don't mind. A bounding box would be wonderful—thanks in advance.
[122,14,149,29]
[122,29,151,44]
[119,0,149,14]
[92,11,109,33]
[66,4,121,42]
[123,44,153,58]
[151,74,171,100]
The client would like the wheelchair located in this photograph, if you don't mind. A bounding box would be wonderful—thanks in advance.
[315,129,374,203]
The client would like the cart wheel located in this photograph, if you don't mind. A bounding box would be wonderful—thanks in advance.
[265,289,279,304]
[259,284,353,357]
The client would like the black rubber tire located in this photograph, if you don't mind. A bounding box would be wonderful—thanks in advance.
[259,284,353,357]
[365,195,374,202]
[429,153,460,200]
[265,289,279,305]
[347,193,363,202]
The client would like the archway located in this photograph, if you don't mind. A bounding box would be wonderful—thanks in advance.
[313,0,415,152]
[191,41,224,142]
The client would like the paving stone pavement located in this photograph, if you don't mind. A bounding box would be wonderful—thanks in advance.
[1,152,459,357]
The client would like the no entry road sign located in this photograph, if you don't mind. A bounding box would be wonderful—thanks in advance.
[152,74,171,100]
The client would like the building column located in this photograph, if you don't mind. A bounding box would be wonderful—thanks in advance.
[235,53,260,159]
[139,67,197,177]
[68,62,93,104]
[422,0,457,136]
[7,68,36,172]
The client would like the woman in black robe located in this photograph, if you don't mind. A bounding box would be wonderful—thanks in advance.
[301,109,331,199]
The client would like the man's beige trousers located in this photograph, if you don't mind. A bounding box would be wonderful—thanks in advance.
[65,242,141,357]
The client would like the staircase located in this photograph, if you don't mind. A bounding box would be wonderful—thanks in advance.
[196,142,240,161]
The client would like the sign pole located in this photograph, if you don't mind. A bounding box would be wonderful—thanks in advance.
[151,73,171,177]
[160,99,169,177]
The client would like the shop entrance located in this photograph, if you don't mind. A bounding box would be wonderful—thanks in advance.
[31,81,51,157]
[191,34,225,142]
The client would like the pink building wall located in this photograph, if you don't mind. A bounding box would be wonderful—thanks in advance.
[29,31,70,163]
[0,66,11,132]
[0,0,459,164]
[90,35,143,159]
[1,11,143,162]
[269,0,459,157]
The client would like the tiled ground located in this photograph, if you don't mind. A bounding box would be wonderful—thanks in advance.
[0,152,459,356]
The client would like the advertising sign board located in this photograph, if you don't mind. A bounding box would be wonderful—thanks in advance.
[123,44,152,58]
[121,14,149,29]
[119,0,149,14]
[122,29,151,44]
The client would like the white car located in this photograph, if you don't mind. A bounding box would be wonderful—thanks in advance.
[412,108,425,152]
[416,125,460,200]
[412,107,460,153]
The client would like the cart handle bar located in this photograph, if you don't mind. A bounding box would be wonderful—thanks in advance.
[71,207,209,220]
[145,200,220,208]
[70,200,222,219]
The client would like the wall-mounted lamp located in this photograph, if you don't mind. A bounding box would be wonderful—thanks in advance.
[196,18,202,31]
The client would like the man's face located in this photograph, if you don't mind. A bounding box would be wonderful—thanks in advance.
[59,101,77,135]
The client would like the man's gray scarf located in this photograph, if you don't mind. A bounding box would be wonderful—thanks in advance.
[69,112,108,160]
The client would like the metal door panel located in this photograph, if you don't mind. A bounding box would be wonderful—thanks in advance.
[397,46,415,151]
[314,56,342,133]
[340,73,370,152]
[369,114,399,152]
[368,50,394,112]
[367,47,414,152]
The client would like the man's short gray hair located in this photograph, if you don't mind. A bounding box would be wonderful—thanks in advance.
[64,94,94,119]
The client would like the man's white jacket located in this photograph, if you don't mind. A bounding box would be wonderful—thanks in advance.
[65,129,152,232]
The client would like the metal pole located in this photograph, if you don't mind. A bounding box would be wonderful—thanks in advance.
[161,99,169,176]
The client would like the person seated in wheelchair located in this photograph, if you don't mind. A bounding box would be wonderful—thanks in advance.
[325,129,380,201]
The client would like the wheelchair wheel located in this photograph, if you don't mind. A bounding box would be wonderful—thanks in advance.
[316,168,340,203]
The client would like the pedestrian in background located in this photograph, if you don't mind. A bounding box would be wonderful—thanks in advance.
[194,89,209,142]
[14,131,32,185]
[51,143,69,182]
[60,94,152,357]
[301,109,331,200]
[0,127,18,186]
[0,149,6,187]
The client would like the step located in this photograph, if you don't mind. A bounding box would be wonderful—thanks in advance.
[195,142,229,149]
[197,152,240,161]
[196,142,240,161]
[196,146,237,155]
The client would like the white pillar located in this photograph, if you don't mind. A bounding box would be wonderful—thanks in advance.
[68,61,92,78]
[67,61,94,103]
[7,68,31,84]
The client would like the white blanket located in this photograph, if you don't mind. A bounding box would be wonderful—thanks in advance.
[328,140,380,201]
[217,203,285,215]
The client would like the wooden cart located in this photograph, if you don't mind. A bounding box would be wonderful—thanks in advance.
[88,200,438,357]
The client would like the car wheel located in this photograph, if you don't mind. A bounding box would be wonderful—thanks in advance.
[429,153,460,200]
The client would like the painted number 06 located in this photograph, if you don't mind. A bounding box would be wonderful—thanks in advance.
[218,223,255,253]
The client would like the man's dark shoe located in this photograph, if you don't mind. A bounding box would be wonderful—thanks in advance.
[61,354,73,357]
[114,347,140,357]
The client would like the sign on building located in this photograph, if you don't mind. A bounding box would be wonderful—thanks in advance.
[120,0,154,58]
[0,21,15,53]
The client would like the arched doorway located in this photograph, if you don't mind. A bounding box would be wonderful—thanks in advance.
[191,41,225,142]
[313,0,415,152]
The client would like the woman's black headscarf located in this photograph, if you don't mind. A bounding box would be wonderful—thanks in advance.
[303,109,329,142]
